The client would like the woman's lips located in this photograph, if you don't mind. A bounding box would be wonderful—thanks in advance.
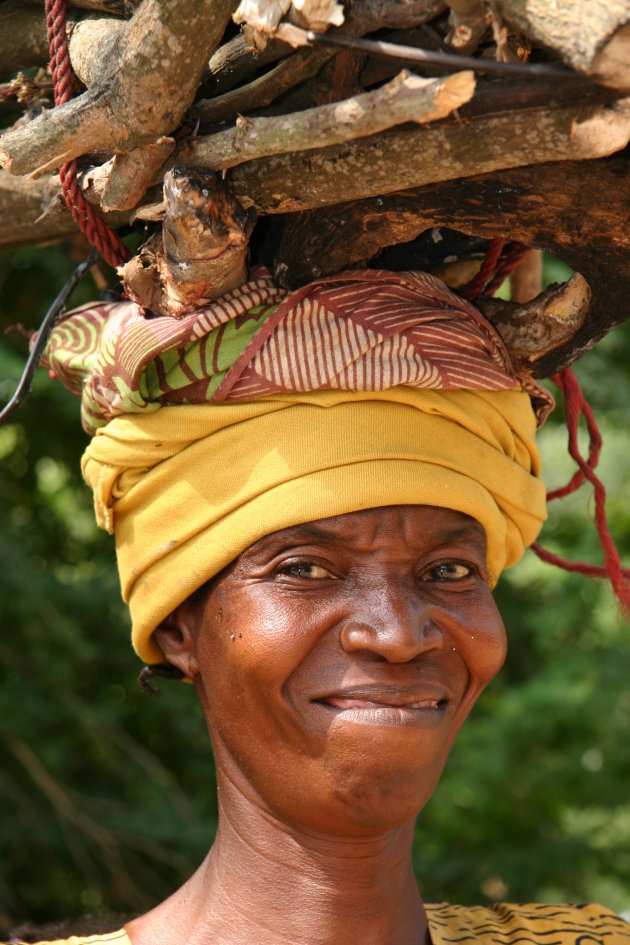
[313,690,450,727]
[325,696,440,710]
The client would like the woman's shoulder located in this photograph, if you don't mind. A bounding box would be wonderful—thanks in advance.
[426,901,630,945]
[5,932,130,945]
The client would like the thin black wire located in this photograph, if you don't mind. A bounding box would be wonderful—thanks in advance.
[0,249,98,426]
[305,31,578,79]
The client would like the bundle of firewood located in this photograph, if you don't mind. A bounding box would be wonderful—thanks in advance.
[1,0,630,374]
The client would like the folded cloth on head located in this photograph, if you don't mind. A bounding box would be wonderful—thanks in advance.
[82,387,545,663]
[44,267,552,434]
[45,268,551,663]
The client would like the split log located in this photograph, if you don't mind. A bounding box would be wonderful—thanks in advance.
[186,70,475,171]
[495,0,630,89]
[0,0,236,177]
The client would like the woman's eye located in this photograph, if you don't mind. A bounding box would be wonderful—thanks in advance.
[278,562,334,580]
[422,562,473,582]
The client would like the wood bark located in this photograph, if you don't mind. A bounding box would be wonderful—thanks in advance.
[495,0,630,88]
[273,154,630,375]
[0,0,237,176]
[186,70,475,171]
[206,35,294,95]
[224,96,630,214]
[0,168,125,249]
[99,138,176,211]
[0,3,51,77]
[477,274,591,374]
[67,15,126,87]
[194,0,446,125]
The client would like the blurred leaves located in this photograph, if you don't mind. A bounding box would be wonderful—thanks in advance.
[0,246,629,932]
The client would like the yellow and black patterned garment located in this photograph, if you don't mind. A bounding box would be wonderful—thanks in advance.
[10,902,630,945]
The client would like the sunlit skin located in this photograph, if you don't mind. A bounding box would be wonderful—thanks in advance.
[126,505,507,945]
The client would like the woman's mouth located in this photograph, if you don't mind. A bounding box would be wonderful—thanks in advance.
[313,691,450,727]
[325,696,441,710]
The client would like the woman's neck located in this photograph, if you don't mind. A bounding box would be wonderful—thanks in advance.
[126,778,428,945]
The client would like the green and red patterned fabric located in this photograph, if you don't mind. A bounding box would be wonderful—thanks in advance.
[43,267,552,435]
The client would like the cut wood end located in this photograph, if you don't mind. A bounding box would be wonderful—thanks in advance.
[0,150,12,173]
[543,272,591,325]
[479,273,591,368]
[590,24,630,89]
[274,22,310,46]
[571,98,630,156]
[434,71,476,115]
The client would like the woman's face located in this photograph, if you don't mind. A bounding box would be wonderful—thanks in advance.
[163,505,507,835]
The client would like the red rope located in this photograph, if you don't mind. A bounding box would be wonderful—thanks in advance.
[459,237,506,300]
[484,242,530,296]
[532,369,630,612]
[460,239,629,612]
[45,0,128,269]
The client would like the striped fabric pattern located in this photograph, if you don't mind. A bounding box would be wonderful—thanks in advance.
[12,902,630,945]
[426,901,630,945]
[43,267,553,435]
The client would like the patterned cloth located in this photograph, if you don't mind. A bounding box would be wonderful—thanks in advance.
[10,902,630,944]
[43,267,553,435]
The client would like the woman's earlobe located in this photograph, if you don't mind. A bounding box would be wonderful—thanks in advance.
[152,605,200,680]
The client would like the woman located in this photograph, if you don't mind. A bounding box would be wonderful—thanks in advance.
[16,268,629,944]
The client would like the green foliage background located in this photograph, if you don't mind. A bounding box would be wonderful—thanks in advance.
[0,246,628,935]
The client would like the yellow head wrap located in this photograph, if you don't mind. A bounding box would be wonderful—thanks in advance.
[82,386,545,664]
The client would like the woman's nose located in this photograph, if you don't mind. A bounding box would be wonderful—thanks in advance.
[338,583,443,663]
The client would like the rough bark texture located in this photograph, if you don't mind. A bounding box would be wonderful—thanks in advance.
[225,97,630,213]
[496,0,630,88]
[187,70,475,171]
[99,138,176,211]
[0,0,237,175]
[121,168,257,316]
[0,3,52,77]
[273,154,630,375]
[2,0,630,376]
[477,273,591,374]
[0,168,125,249]
[67,15,126,87]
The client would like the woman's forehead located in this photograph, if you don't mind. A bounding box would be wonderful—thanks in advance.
[241,506,487,557]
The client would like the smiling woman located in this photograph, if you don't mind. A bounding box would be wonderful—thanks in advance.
[11,269,630,945]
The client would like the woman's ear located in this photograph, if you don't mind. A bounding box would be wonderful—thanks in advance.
[153,602,201,680]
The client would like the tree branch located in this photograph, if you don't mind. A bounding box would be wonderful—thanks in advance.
[223,96,630,213]
[194,0,446,124]
[495,0,630,89]
[186,70,475,171]
[273,154,630,374]
[0,0,237,176]
[0,3,50,77]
